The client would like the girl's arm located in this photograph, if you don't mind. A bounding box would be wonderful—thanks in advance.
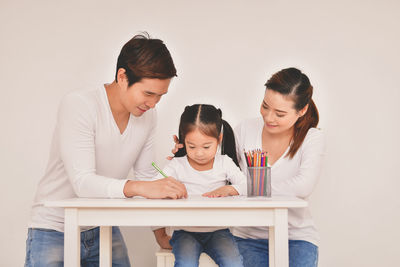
[153,228,172,249]
[202,185,239,197]
[202,156,247,197]
[224,156,247,196]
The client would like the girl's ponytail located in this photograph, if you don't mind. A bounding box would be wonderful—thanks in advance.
[221,119,239,167]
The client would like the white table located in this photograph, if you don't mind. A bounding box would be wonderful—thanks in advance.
[45,196,307,267]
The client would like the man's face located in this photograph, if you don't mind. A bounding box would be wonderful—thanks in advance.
[119,77,171,117]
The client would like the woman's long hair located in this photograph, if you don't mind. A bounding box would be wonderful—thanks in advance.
[265,68,319,158]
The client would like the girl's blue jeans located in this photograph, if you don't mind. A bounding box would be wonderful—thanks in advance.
[234,236,318,267]
[170,229,243,267]
[25,226,130,267]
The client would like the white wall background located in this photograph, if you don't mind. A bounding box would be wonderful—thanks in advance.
[1,0,399,266]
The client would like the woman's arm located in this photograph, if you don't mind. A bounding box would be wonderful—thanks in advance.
[166,135,184,160]
[273,129,326,198]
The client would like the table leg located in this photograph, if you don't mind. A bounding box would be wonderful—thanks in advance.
[273,208,289,267]
[64,208,80,267]
[100,226,112,267]
[269,225,275,267]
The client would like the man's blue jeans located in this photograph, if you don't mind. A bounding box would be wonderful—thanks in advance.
[25,226,130,267]
[170,229,243,267]
[234,236,318,267]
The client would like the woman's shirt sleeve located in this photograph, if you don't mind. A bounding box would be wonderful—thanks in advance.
[273,129,326,198]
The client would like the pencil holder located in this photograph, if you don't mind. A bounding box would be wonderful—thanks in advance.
[246,167,271,197]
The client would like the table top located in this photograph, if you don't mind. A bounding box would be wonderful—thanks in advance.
[45,195,307,208]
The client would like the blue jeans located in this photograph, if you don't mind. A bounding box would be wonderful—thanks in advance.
[170,229,243,267]
[25,227,130,267]
[234,237,318,267]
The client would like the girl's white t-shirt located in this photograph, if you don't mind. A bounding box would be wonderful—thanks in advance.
[156,154,247,232]
[231,117,325,246]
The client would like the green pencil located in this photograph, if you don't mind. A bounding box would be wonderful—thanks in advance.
[151,162,168,178]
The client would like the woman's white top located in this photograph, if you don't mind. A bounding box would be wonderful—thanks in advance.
[29,86,158,232]
[155,154,247,232]
[231,117,325,246]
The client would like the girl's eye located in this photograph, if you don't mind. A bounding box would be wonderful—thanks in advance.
[188,146,195,149]
[276,114,285,118]
[262,105,268,109]
[203,146,210,149]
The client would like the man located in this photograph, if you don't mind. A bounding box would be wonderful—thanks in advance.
[25,33,187,267]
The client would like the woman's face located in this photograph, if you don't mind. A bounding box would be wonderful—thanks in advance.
[260,89,307,135]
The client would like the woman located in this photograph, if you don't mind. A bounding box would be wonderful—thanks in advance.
[232,67,325,267]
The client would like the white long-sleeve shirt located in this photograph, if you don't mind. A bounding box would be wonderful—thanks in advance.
[29,85,158,232]
[231,117,325,246]
[155,154,247,232]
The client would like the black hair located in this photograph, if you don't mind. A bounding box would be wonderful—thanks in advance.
[265,67,319,158]
[115,32,177,86]
[175,104,239,167]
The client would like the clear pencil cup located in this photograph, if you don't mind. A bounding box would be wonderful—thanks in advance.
[246,167,271,197]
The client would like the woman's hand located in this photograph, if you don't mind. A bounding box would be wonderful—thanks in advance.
[123,177,188,199]
[202,185,239,198]
[153,228,172,249]
[166,135,184,160]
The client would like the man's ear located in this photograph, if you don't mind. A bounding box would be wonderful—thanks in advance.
[116,68,128,85]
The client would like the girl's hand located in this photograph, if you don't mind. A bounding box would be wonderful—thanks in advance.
[166,135,184,160]
[153,228,172,249]
[202,185,239,198]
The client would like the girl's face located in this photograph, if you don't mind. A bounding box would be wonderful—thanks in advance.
[184,128,220,171]
[260,89,307,135]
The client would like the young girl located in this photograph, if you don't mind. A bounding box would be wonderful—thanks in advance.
[153,104,246,267]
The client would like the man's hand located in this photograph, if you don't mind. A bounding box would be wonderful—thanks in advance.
[153,228,172,249]
[166,135,184,160]
[202,185,239,198]
[123,177,188,199]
